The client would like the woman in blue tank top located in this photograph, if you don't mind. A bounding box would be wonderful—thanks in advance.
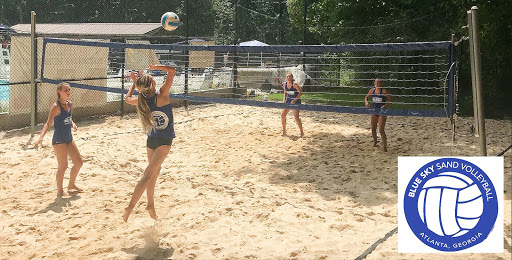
[364,78,392,152]
[281,73,304,137]
[34,83,84,197]
[123,64,176,222]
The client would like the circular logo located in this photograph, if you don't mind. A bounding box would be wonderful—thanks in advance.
[403,158,498,251]
[152,111,169,130]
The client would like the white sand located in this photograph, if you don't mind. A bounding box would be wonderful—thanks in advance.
[0,103,510,259]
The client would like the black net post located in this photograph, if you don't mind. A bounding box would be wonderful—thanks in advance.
[120,67,125,116]
[184,0,189,111]
[184,48,189,110]
[233,41,240,95]
[30,11,38,136]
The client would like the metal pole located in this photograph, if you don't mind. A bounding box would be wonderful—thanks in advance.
[470,6,486,156]
[186,0,189,40]
[448,34,455,117]
[184,0,189,111]
[234,0,238,45]
[278,1,283,45]
[303,0,307,44]
[233,43,239,91]
[30,11,37,137]
[120,67,125,116]
[450,34,456,144]
[467,10,479,137]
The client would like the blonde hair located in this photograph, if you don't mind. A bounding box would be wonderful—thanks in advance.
[135,74,156,134]
[56,82,70,100]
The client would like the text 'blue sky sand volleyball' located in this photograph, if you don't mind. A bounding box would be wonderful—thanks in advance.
[161,12,181,31]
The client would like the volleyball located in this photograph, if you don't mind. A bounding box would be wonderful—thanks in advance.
[161,12,181,31]
[417,172,483,237]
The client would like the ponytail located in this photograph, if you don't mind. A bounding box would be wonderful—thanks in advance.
[135,74,156,134]
[137,94,156,134]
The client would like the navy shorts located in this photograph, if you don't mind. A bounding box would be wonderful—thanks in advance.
[146,137,173,150]
[371,107,384,116]
[52,139,73,145]
[285,98,301,105]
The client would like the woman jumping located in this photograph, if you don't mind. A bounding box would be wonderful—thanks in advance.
[123,64,176,222]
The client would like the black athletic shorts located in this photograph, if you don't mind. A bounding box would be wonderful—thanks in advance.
[146,137,173,150]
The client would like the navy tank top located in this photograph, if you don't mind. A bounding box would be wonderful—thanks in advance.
[146,93,175,138]
[52,101,73,144]
[285,82,301,104]
[371,88,387,109]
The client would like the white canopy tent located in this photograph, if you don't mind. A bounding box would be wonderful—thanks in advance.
[239,40,269,46]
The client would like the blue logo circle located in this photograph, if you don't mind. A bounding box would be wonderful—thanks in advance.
[403,158,498,251]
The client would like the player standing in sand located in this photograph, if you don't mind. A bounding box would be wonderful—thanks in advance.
[123,64,176,222]
[34,82,83,197]
[364,78,392,152]
[281,73,304,137]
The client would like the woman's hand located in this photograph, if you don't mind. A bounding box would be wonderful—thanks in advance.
[130,71,138,82]
[365,101,370,108]
[72,122,78,131]
[34,138,43,150]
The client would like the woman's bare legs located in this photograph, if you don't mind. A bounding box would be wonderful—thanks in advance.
[66,141,83,192]
[53,144,68,197]
[378,115,388,152]
[281,109,290,135]
[123,145,171,222]
[370,114,379,147]
[293,110,304,137]
[145,147,161,220]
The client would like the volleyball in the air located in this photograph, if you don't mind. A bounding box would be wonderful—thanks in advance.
[417,172,483,237]
[161,12,181,31]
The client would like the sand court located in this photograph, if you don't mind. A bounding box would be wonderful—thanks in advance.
[0,103,510,259]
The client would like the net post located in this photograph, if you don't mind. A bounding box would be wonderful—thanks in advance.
[303,0,307,44]
[234,0,238,46]
[450,34,456,144]
[30,11,37,137]
[448,35,455,117]
[184,1,190,112]
[184,48,189,111]
[120,67,125,116]
[278,1,283,44]
[469,6,487,156]
[467,10,479,138]
[233,42,240,95]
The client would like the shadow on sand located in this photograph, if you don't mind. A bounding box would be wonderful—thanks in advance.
[33,194,81,214]
[122,226,174,259]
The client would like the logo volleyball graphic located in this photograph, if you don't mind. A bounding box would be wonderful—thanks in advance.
[418,172,483,237]
[152,111,169,130]
[401,157,500,252]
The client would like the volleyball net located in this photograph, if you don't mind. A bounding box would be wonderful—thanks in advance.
[40,38,455,117]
